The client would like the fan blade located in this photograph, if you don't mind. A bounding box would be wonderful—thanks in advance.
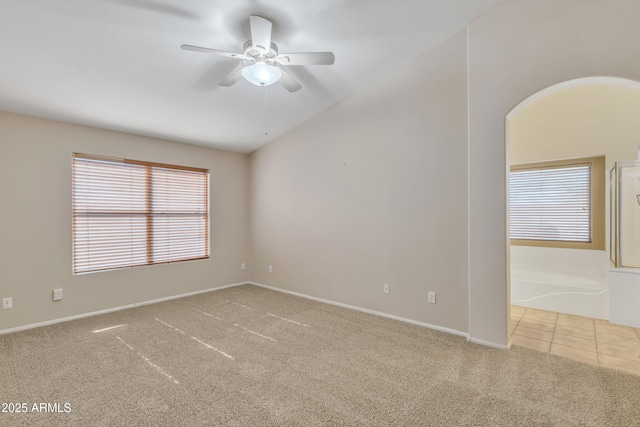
[277,67,302,93]
[249,15,272,54]
[219,68,244,87]
[276,52,335,66]
[181,44,245,59]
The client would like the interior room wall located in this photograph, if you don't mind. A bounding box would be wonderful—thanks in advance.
[249,31,469,334]
[0,111,250,331]
[468,0,640,346]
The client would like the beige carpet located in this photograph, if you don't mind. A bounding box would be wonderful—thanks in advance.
[1,284,639,426]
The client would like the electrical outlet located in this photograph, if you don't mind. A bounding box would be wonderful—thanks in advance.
[428,291,436,304]
[241,262,246,270]
[53,288,63,301]
[3,297,12,309]
[383,283,390,294]
[268,264,272,273]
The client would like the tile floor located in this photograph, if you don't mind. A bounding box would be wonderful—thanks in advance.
[510,305,640,376]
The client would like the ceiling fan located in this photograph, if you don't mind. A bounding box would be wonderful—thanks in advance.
[181,15,335,93]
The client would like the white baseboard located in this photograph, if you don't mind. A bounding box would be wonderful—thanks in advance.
[467,336,511,350]
[0,281,247,336]
[249,281,470,340]
[3,281,509,350]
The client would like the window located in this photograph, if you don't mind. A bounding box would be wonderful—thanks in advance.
[509,156,604,250]
[72,153,209,274]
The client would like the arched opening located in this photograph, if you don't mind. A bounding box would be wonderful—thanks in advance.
[505,77,640,351]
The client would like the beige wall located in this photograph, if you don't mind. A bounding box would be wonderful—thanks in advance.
[469,0,640,346]
[250,31,469,333]
[510,83,640,167]
[0,111,250,330]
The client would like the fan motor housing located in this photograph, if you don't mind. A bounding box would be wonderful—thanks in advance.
[243,40,279,62]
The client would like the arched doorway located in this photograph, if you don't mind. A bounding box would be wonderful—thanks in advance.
[505,77,640,359]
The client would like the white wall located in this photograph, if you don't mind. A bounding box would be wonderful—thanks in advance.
[468,0,640,346]
[609,269,640,327]
[0,111,250,331]
[250,31,469,334]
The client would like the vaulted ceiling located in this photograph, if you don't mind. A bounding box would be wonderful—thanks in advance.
[0,0,503,153]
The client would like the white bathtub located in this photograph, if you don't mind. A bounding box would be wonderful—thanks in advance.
[511,270,608,319]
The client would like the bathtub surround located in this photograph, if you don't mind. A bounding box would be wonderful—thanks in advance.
[510,273,607,320]
[510,247,609,319]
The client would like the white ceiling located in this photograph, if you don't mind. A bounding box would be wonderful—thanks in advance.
[0,0,503,153]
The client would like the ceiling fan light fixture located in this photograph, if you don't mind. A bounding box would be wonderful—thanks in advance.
[242,62,282,86]
[182,15,333,93]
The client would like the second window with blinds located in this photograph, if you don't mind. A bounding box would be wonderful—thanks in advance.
[509,156,605,250]
[72,153,210,274]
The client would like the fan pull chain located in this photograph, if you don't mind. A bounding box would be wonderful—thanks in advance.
[264,85,268,136]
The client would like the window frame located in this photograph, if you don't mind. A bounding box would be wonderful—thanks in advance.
[72,153,210,274]
[509,156,605,250]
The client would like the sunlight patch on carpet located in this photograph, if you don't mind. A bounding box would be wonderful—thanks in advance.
[194,308,278,342]
[92,324,127,333]
[155,318,186,335]
[190,336,235,360]
[113,334,179,384]
[267,313,311,328]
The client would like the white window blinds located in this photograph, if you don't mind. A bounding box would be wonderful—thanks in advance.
[509,164,591,243]
[72,153,209,274]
